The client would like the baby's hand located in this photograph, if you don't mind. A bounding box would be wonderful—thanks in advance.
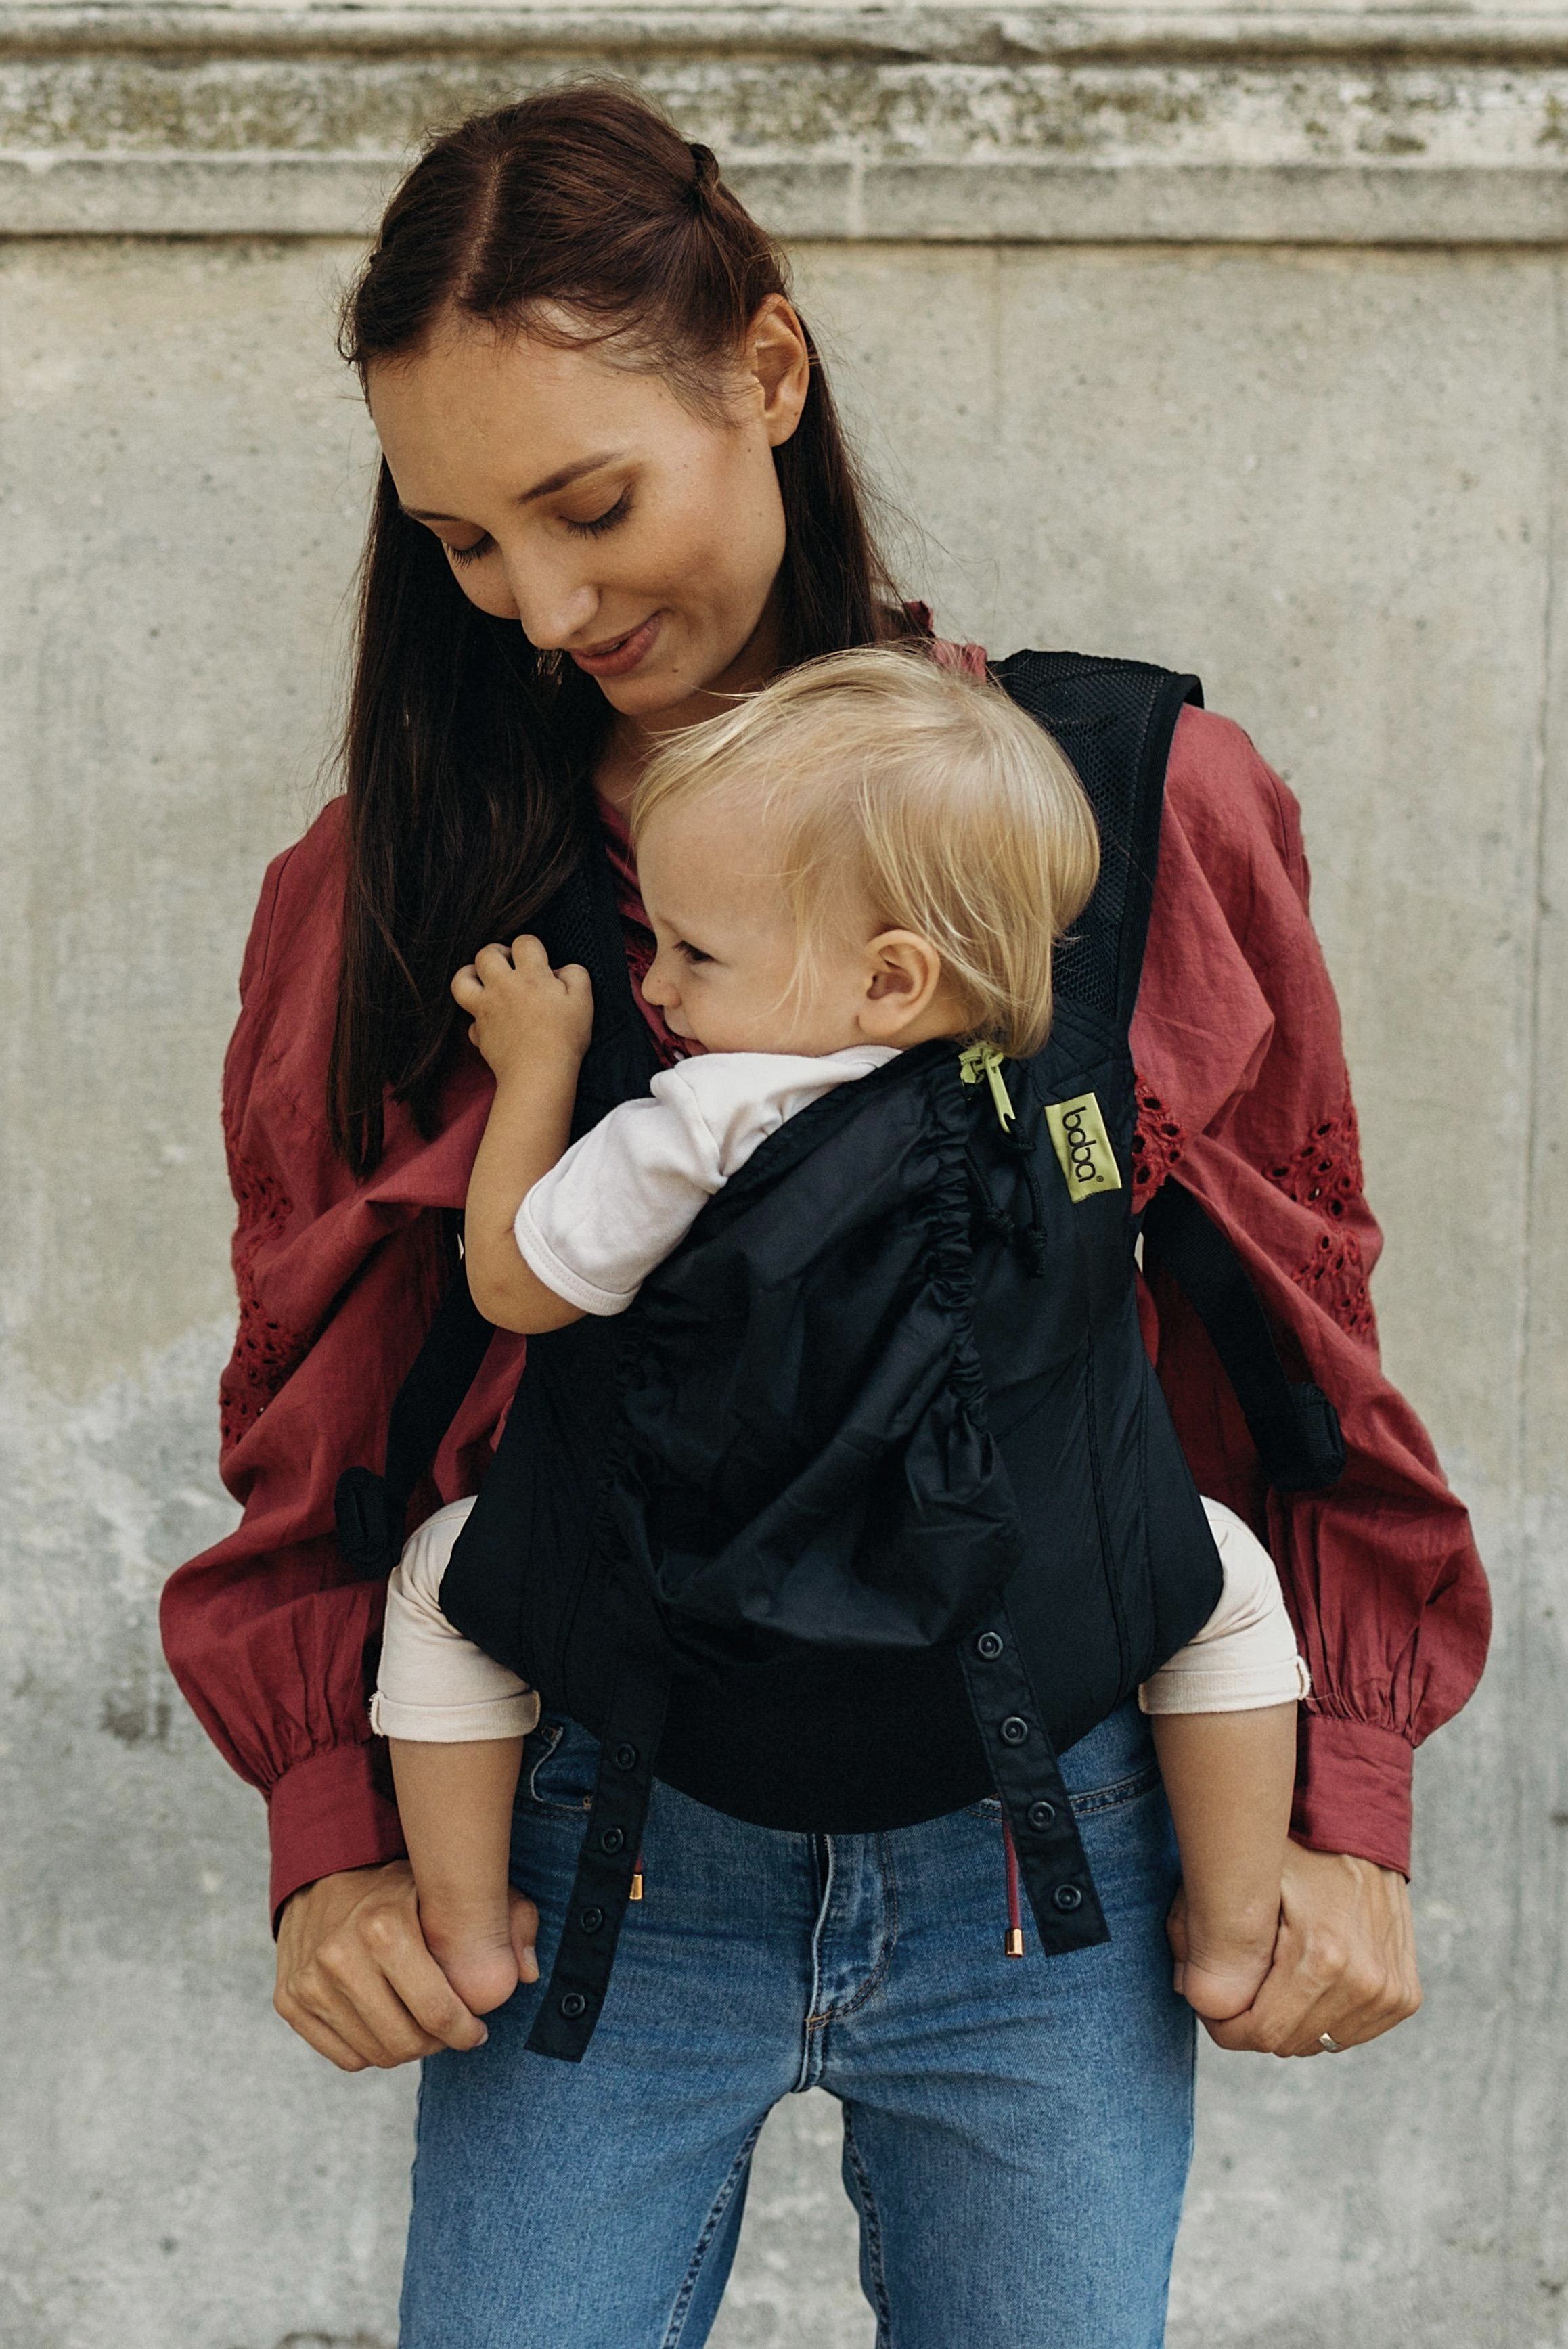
[451,935,594,1085]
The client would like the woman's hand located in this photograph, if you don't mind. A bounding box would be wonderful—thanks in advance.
[451,935,593,1086]
[1167,1841,1421,2057]
[274,1860,540,2071]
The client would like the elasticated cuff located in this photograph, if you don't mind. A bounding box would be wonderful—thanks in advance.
[1292,1714,1413,1877]
[267,1741,407,1931]
[369,1688,541,1742]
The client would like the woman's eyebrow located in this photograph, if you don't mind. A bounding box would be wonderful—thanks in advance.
[517,452,623,505]
[399,452,624,525]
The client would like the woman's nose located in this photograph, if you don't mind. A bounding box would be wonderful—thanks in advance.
[507,559,598,652]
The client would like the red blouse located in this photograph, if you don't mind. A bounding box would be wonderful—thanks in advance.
[162,700,1489,1921]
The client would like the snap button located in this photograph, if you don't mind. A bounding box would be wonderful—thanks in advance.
[1027,1799,1058,1831]
[1053,1884,1084,1913]
[559,1991,589,2019]
[975,1631,1004,1661]
[579,1906,605,1934]
[599,1826,626,1855]
[613,1742,638,1772]
[1000,1715,1029,1746]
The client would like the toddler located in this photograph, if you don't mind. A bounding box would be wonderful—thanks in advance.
[372,648,1310,2027]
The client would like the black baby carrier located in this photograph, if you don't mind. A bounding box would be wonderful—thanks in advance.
[337,651,1345,2062]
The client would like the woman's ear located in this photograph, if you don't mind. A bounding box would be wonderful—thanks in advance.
[748,296,811,450]
[858,931,946,1042]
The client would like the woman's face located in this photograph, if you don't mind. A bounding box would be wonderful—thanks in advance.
[367,299,810,734]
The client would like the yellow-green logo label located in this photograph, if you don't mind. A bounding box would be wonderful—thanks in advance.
[1045,1092,1122,1201]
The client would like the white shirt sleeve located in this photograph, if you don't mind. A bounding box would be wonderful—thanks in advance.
[1138,1498,1312,1714]
[514,1046,899,1316]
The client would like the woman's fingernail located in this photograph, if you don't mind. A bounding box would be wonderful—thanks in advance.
[475,2026,489,2045]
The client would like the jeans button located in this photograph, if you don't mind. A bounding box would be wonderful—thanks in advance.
[1027,1799,1058,1831]
[1053,1883,1084,1913]
[975,1630,1004,1660]
[599,1826,626,1855]
[1000,1715,1029,1746]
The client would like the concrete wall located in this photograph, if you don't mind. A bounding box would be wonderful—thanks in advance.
[2,8,1565,2344]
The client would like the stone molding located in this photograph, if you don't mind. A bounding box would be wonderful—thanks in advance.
[5,2,1568,239]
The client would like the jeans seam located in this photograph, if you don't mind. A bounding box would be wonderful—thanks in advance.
[1070,1760,1163,1818]
[969,1760,1162,1822]
[796,1835,834,2089]
[520,1719,593,1814]
[816,1835,899,2026]
[841,2107,895,2347]
[660,2116,767,2349]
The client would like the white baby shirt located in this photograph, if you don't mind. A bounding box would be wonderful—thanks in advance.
[514,1044,899,1316]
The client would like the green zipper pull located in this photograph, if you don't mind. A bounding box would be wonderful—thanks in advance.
[959,1042,1016,1132]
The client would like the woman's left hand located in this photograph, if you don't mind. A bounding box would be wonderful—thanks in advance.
[1167,1841,1422,2057]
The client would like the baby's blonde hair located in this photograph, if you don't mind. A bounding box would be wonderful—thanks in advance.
[631,646,1100,1058]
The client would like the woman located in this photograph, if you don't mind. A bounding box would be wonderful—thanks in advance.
[162,85,1487,2348]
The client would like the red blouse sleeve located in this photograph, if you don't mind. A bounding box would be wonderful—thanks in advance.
[1132,707,1490,1875]
[159,801,526,1922]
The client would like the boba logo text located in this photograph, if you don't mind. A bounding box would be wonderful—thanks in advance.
[1044,1093,1123,1202]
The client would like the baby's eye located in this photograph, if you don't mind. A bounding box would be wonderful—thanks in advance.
[675,941,712,966]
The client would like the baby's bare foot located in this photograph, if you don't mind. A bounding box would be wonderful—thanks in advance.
[420,1905,522,2017]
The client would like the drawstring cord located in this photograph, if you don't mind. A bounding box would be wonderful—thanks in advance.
[1002,1814,1025,1959]
[630,1850,644,1902]
[960,1046,1049,1278]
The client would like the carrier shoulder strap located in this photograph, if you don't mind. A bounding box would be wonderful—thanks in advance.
[335,836,652,1577]
[1140,1182,1347,1492]
[993,648,1345,1496]
[991,648,1201,1033]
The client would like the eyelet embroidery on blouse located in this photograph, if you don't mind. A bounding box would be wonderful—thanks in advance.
[219,1154,313,1452]
[1131,1083,1185,1211]
[1266,1091,1377,1343]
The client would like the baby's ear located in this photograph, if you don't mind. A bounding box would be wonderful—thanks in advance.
[859,930,943,1040]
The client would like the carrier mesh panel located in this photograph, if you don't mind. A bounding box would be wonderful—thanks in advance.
[992,650,1199,1027]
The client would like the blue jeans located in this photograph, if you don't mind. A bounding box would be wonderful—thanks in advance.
[401,1701,1193,2348]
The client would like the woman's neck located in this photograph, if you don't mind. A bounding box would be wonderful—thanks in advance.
[593,717,649,817]
[591,591,785,816]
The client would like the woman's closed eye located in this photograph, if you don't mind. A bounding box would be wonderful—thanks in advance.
[564,489,632,540]
[439,489,628,564]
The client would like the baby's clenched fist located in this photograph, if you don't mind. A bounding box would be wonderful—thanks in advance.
[451,934,594,1083]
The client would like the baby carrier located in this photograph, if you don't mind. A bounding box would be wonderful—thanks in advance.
[337,652,1346,2062]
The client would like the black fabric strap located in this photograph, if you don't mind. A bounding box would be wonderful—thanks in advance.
[1142,1180,1347,1493]
[991,651,1202,1035]
[526,1655,672,2063]
[1106,669,1203,1033]
[334,829,660,1586]
[335,1218,495,1576]
[957,1608,1110,1957]
[384,1238,495,1517]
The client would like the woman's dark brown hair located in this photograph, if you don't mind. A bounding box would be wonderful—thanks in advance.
[331,83,910,1174]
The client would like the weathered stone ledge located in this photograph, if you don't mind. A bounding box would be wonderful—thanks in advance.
[7,1,1568,240]
[8,7,1568,63]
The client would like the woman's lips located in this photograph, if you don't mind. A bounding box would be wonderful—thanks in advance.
[568,612,662,679]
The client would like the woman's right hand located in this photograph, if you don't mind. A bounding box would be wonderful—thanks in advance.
[274,1861,541,2071]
